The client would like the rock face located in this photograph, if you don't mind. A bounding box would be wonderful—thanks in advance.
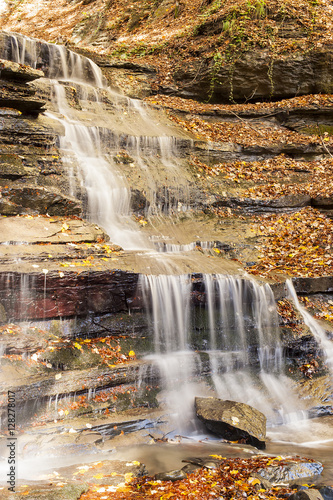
[0,58,45,114]
[194,397,266,449]
[172,49,333,103]
[0,270,139,321]
[0,57,83,218]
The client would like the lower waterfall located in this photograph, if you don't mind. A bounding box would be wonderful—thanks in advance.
[139,274,304,429]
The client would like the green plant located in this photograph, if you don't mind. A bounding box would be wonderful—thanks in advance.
[208,50,223,101]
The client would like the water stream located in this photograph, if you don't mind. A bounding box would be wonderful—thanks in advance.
[1,31,333,482]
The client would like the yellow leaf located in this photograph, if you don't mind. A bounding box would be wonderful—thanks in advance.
[248,477,261,485]
[93,473,104,479]
[210,455,226,459]
[128,350,135,357]
[74,342,82,350]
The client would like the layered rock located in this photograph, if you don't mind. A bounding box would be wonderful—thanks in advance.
[0,57,83,218]
[195,397,266,449]
[172,49,333,103]
[0,58,45,114]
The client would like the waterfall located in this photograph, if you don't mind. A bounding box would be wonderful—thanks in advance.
[1,31,189,249]
[1,31,105,85]
[2,32,326,434]
[139,274,301,427]
[287,279,333,376]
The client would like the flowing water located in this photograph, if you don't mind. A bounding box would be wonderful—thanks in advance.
[1,31,333,482]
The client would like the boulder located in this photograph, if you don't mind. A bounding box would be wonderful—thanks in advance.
[319,487,333,500]
[257,460,323,485]
[194,397,266,449]
[288,489,325,500]
[154,469,187,481]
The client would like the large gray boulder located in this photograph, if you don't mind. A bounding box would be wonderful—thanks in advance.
[195,397,266,449]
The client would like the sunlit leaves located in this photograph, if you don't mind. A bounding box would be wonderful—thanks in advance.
[79,455,307,499]
[247,207,333,278]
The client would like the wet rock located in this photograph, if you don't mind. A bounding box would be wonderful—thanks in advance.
[181,463,200,473]
[251,472,273,490]
[0,58,44,82]
[131,188,148,213]
[0,116,58,147]
[154,469,188,481]
[0,186,81,216]
[291,277,333,295]
[0,161,28,179]
[0,59,45,115]
[0,360,156,407]
[311,196,333,209]
[213,194,312,212]
[319,486,333,500]
[195,397,266,449]
[284,334,321,362]
[3,482,88,500]
[0,329,48,356]
[52,459,147,485]
[288,489,325,500]
[256,460,323,485]
[0,303,7,323]
[0,269,139,321]
[0,79,45,114]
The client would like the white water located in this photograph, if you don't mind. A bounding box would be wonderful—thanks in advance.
[139,274,304,427]
[287,279,333,376]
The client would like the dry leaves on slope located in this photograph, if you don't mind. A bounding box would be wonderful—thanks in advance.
[247,207,333,278]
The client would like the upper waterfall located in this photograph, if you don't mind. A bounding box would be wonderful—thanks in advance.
[1,31,193,250]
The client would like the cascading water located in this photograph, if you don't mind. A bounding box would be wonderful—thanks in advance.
[287,279,333,376]
[47,82,145,250]
[1,31,332,453]
[139,274,303,429]
[1,31,189,250]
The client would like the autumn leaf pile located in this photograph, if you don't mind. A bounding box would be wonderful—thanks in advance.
[79,455,311,499]
[170,114,331,148]
[247,207,333,278]
[190,155,333,193]
[145,94,333,115]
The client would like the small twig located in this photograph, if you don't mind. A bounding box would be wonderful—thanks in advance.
[317,124,333,158]
[229,109,265,136]
[46,229,63,238]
